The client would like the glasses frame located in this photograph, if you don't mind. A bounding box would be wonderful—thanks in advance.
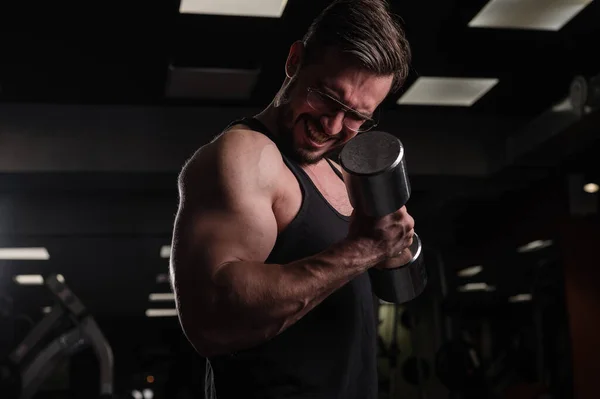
[306,87,379,133]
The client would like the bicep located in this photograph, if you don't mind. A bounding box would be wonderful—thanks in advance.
[172,135,282,279]
[187,195,278,272]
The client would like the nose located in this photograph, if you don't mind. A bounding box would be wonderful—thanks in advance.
[320,111,345,136]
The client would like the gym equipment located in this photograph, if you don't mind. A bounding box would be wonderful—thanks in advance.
[435,339,483,392]
[0,274,114,399]
[339,130,427,304]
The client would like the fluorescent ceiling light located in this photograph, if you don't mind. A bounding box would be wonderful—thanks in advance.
[179,0,288,18]
[145,308,178,318]
[517,239,553,253]
[397,77,498,106]
[0,247,50,260]
[166,67,260,101]
[468,0,593,31]
[14,274,44,285]
[160,246,170,259]
[509,293,533,303]
[458,282,496,292]
[149,293,175,302]
[42,306,53,314]
[458,265,483,277]
[584,183,599,193]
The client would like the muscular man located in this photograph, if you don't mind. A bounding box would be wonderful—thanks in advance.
[170,1,414,398]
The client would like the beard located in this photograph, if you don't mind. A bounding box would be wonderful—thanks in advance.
[273,78,325,166]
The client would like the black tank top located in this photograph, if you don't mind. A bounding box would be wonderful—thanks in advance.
[209,117,378,399]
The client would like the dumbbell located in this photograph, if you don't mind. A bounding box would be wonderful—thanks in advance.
[339,130,427,304]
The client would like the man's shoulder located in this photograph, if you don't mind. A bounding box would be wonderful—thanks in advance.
[212,125,278,153]
[180,126,284,193]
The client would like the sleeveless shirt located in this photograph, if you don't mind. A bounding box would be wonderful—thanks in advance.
[209,117,378,399]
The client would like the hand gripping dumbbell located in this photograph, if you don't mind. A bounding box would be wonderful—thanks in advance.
[339,131,427,304]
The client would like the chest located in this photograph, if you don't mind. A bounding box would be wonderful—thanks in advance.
[304,164,353,217]
[273,161,353,233]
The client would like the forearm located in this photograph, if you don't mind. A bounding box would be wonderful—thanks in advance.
[182,238,378,356]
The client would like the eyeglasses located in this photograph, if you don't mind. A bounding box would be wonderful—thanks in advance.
[306,87,378,133]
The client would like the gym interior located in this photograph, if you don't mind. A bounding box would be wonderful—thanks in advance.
[1,1,600,398]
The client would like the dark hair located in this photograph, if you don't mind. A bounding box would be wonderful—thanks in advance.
[301,0,411,93]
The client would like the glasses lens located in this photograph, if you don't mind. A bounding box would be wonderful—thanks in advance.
[308,88,378,132]
[307,90,331,112]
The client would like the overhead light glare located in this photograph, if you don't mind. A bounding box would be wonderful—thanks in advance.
[149,293,175,302]
[583,183,599,193]
[509,293,533,303]
[145,309,178,318]
[458,282,496,292]
[160,246,171,259]
[14,274,44,285]
[458,265,483,277]
[0,247,50,260]
[517,240,553,253]
[468,0,593,31]
[179,0,288,18]
[397,77,498,106]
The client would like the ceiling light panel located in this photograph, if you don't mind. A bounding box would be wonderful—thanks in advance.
[160,246,170,259]
[517,240,553,253]
[0,247,50,260]
[397,77,498,107]
[468,0,593,31]
[145,309,178,318]
[14,274,45,285]
[509,293,533,302]
[179,0,288,18]
[458,265,483,277]
[583,183,599,193]
[149,293,175,302]
[458,282,496,292]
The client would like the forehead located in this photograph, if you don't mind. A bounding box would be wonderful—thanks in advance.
[304,51,393,113]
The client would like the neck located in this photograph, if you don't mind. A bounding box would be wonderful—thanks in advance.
[254,101,283,139]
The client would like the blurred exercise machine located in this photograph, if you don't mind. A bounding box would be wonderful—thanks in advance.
[0,274,114,399]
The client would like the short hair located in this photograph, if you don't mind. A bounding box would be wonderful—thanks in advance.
[302,0,412,93]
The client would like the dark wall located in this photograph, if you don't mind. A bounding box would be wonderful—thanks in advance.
[0,103,515,176]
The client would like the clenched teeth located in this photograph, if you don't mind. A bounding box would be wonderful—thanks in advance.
[306,120,330,144]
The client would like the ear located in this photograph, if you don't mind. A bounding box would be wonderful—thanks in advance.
[285,41,305,78]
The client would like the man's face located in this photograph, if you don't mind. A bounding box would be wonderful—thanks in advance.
[276,48,393,165]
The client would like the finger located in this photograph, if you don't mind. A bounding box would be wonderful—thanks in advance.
[393,206,408,221]
[405,212,415,231]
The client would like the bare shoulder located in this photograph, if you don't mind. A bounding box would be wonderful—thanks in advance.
[172,126,284,271]
[179,128,284,201]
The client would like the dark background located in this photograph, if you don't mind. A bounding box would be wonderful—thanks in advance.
[1,0,599,398]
